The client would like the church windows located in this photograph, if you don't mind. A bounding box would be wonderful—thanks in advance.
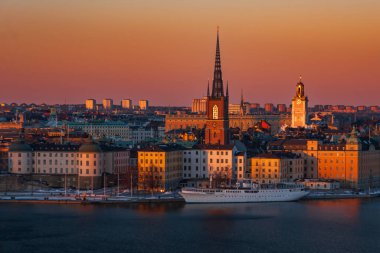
[212,105,218,119]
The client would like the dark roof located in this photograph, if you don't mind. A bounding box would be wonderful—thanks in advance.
[192,144,235,150]
[268,139,307,150]
[32,143,80,152]
[9,139,33,152]
[252,152,301,159]
[140,144,185,152]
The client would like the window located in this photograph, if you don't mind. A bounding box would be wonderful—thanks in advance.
[212,105,218,119]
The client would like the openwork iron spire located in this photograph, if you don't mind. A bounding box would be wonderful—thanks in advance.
[211,28,224,98]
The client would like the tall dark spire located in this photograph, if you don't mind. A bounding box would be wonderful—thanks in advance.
[207,80,210,97]
[240,89,244,106]
[211,27,224,98]
[226,81,229,97]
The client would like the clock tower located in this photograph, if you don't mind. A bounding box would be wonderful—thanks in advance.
[205,30,229,145]
[291,76,308,128]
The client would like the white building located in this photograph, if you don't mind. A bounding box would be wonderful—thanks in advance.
[66,122,165,145]
[8,139,130,177]
[182,142,247,183]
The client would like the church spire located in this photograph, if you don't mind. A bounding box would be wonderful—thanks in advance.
[207,80,210,97]
[226,81,229,97]
[240,89,244,106]
[211,27,224,98]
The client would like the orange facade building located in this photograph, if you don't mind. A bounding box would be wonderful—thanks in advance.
[268,129,380,189]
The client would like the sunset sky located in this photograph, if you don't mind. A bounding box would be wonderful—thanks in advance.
[0,0,379,106]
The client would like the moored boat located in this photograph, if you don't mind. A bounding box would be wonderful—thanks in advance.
[180,183,309,203]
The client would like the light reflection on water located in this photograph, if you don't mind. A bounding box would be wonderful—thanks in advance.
[1,199,380,253]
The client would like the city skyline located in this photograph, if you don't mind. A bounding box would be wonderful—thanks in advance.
[1,0,379,106]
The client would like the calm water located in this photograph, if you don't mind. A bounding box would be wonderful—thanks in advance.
[1,199,380,253]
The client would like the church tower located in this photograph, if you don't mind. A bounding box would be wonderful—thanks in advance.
[205,29,229,145]
[291,76,308,128]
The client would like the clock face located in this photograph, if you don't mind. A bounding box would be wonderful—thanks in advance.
[296,99,301,105]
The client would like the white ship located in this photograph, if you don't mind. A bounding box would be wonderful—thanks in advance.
[180,183,309,203]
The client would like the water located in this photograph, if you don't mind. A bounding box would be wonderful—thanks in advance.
[1,199,380,253]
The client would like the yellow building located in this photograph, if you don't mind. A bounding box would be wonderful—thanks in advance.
[268,128,380,189]
[248,153,304,184]
[138,144,183,192]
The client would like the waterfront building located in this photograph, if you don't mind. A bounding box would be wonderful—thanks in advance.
[85,99,96,110]
[139,100,149,110]
[268,128,380,189]
[8,138,130,189]
[121,99,132,109]
[137,144,183,192]
[103,99,113,110]
[291,77,308,128]
[182,142,246,182]
[248,153,304,184]
[300,179,340,190]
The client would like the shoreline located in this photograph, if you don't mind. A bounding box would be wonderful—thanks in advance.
[0,193,379,205]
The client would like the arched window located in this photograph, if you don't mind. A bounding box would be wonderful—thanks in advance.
[212,105,218,119]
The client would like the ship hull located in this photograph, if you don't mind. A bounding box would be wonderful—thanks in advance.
[180,188,309,203]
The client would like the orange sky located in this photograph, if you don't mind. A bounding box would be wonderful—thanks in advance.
[0,0,379,106]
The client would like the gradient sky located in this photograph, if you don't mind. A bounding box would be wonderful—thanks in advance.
[1,0,379,106]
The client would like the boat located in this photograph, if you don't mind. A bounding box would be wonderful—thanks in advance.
[180,182,309,203]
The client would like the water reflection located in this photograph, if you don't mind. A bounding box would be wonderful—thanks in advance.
[304,199,361,221]
[1,199,380,253]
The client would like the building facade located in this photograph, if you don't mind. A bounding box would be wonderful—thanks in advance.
[121,99,132,109]
[85,99,96,110]
[291,77,308,128]
[268,129,380,189]
[248,153,304,184]
[139,100,149,110]
[103,99,113,110]
[192,97,207,114]
[137,144,183,191]
[8,139,130,189]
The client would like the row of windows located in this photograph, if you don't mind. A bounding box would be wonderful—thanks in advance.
[253,174,279,179]
[183,174,206,179]
[183,166,206,171]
